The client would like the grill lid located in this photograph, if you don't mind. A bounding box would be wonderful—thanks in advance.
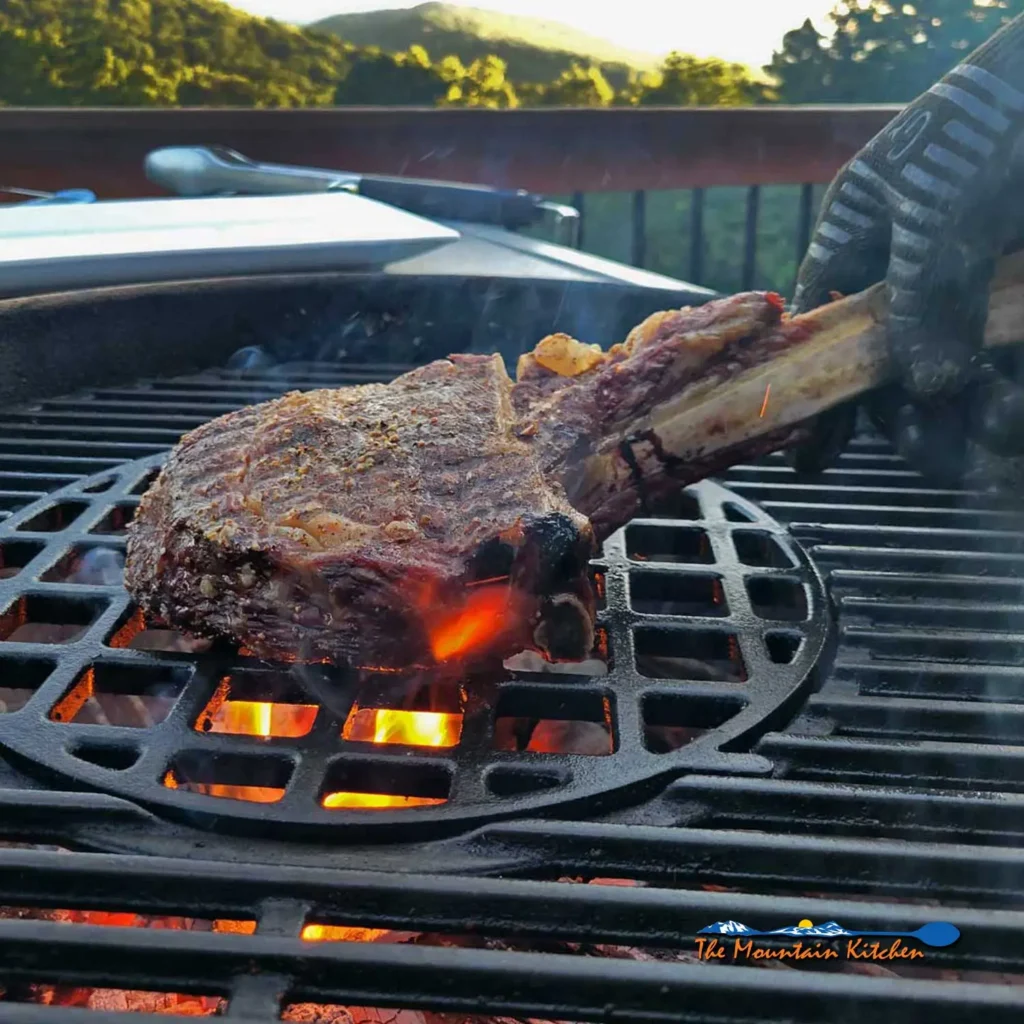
[0,192,460,298]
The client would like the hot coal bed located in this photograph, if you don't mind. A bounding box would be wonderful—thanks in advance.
[1,281,1024,1024]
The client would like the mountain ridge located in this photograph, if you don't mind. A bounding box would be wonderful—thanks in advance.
[311,2,662,86]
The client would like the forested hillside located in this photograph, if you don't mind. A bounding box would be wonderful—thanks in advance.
[0,0,768,108]
[312,2,655,90]
[0,0,349,105]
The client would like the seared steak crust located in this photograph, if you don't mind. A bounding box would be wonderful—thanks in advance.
[126,353,593,667]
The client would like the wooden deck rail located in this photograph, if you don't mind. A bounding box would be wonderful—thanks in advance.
[0,106,900,196]
[0,105,903,288]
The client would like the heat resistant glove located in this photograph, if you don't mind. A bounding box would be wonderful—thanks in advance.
[788,13,1024,490]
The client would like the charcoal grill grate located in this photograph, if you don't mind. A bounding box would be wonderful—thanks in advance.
[3,361,1024,1022]
[0,362,829,837]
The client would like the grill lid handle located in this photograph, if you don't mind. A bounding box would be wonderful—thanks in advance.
[144,146,578,237]
[145,146,360,197]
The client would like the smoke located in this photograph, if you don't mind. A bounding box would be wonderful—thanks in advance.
[226,345,276,371]
[69,549,124,587]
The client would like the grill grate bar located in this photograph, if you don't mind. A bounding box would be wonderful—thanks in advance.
[665,774,1024,844]
[730,482,990,506]
[833,660,1024,704]
[759,733,1024,791]
[805,546,1024,576]
[0,846,1018,969]
[469,820,1024,900]
[0,425,192,443]
[729,464,932,484]
[807,693,1024,744]
[0,441,165,459]
[0,1010,230,1024]
[762,502,1024,531]
[1,919,1023,1024]
[2,412,215,429]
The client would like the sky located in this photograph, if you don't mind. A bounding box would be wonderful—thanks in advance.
[226,0,839,69]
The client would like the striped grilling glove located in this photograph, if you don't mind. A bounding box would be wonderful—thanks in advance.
[788,13,1024,489]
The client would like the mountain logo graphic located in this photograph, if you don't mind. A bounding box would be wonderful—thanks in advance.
[768,921,852,936]
[698,921,756,935]
[696,919,960,947]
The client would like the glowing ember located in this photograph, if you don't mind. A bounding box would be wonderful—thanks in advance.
[205,698,318,739]
[301,924,390,942]
[321,792,445,810]
[195,678,318,739]
[759,382,771,418]
[330,708,458,809]
[182,668,465,811]
[163,771,286,804]
[343,707,463,748]
[0,908,251,1014]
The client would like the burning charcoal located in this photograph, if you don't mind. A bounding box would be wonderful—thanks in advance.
[127,629,212,654]
[68,549,124,586]
[226,345,275,371]
[838,962,901,978]
[533,593,594,662]
[634,655,731,681]
[503,650,608,676]
[644,724,706,752]
[494,717,612,756]
[284,1007,357,1024]
[526,719,612,756]
[5,624,85,644]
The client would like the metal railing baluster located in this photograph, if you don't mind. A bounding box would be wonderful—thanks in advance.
[571,191,585,249]
[631,190,646,268]
[742,185,760,290]
[689,187,705,286]
[795,182,815,289]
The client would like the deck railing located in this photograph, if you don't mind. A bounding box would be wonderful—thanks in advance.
[0,105,902,291]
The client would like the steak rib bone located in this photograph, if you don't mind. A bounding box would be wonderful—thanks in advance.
[531,248,1024,536]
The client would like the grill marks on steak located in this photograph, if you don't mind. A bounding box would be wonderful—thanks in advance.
[127,291,805,667]
[126,354,593,667]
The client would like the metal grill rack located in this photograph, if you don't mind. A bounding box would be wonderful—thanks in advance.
[0,365,829,837]
[0,361,1023,1022]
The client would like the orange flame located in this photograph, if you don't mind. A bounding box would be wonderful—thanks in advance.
[342,707,462,748]
[321,792,445,809]
[207,699,318,739]
[428,584,518,662]
[326,707,460,810]
[301,924,390,942]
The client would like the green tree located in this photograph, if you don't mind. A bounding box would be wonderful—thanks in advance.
[0,0,350,107]
[613,67,660,106]
[768,0,1024,103]
[442,53,518,107]
[626,52,770,106]
[335,44,448,105]
[527,61,614,106]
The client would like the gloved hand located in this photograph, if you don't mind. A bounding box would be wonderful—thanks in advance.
[788,12,1024,490]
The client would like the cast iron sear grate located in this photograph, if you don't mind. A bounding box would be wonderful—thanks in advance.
[0,425,828,835]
